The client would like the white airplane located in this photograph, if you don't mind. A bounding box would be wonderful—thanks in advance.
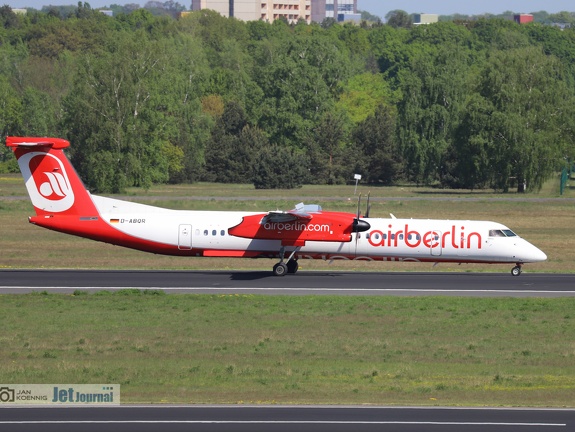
[7,136,547,276]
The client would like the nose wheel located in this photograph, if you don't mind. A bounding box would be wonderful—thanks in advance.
[511,264,522,276]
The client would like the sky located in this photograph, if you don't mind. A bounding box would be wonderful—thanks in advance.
[359,0,574,18]
[4,0,575,14]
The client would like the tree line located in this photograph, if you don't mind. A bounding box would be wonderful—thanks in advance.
[0,4,574,192]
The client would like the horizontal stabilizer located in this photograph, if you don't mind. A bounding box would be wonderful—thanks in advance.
[6,136,70,149]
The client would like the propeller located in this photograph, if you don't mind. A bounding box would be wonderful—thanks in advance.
[353,193,371,234]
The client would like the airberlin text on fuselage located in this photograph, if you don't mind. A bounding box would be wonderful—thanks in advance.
[368,224,482,250]
[263,222,331,232]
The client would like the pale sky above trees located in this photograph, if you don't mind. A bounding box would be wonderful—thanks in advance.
[2,0,573,14]
[359,0,573,18]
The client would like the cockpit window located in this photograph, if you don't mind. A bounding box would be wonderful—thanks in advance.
[489,229,517,237]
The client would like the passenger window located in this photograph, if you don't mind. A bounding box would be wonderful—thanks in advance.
[221,230,225,236]
[203,230,208,236]
[212,230,217,236]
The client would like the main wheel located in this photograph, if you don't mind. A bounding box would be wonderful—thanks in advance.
[273,262,288,276]
[287,259,299,274]
[511,265,522,276]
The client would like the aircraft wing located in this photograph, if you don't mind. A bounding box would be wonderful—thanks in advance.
[227,202,354,245]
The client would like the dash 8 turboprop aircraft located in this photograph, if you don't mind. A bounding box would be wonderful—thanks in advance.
[7,136,547,276]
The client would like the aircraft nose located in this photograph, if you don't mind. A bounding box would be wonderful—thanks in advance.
[516,241,547,263]
[532,247,547,262]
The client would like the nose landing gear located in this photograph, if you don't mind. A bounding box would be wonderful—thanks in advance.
[511,264,522,276]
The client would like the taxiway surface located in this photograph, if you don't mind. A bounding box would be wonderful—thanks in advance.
[0,269,574,297]
[1,405,573,432]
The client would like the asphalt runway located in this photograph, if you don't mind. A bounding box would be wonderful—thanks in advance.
[0,406,573,432]
[1,269,574,297]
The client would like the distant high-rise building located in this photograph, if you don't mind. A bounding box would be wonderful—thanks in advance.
[310,0,326,23]
[321,0,358,22]
[191,0,312,24]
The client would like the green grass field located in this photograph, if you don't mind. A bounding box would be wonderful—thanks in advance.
[1,174,574,406]
[2,291,575,406]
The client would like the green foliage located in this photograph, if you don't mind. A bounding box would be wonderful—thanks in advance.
[459,47,575,192]
[0,158,19,173]
[203,101,268,183]
[306,110,351,184]
[351,105,402,185]
[386,10,412,29]
[398,43,474,184]
[0,10,573,191]
[252,145,308,189]
[336,72,398,124]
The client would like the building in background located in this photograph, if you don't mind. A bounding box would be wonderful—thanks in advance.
[514,14,534,24]
[189,0,360,24]
[321,0,359,22]
[310,0,325,23]
[191,0,312,24]
[413,13,439,25]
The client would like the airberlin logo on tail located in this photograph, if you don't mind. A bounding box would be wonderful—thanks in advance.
[18,151,75,212]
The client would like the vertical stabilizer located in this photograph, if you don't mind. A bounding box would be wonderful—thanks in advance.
[6,137,99,218]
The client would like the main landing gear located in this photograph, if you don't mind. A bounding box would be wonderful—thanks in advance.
[511,264,523,276]
[273,246,300,276]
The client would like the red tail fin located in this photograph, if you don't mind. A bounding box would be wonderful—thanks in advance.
[7,137,99,218]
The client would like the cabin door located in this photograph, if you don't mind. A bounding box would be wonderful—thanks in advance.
[178,224,192,250]
[430,230,442,256]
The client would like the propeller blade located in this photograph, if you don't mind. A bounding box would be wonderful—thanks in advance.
[354,193,361,248]
[365,192,371,218]
[352,192,371,234]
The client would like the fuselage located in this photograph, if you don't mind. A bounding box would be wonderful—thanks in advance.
[28,194,547,266]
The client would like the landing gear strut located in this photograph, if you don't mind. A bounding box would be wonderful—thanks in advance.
[273,246,300,276]
[511,264,522,276]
